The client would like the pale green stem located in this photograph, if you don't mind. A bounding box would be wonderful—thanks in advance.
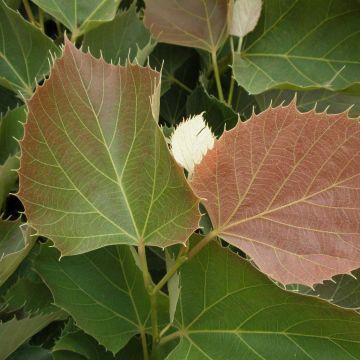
[23,0,36,25]
[38,8,45,32]
[227,36,243,106]
[211,50,224,102]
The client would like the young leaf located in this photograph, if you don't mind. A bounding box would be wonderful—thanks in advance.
[191,101,360,286]
[166,240,360,359]
[144,0,231,53]
[230,0,262,38]
[0,1,58,97]
[83,4,151,65]
[0,220,35,286]
[233,0,360,95]
[33,244,169,354]
[0,311,65,360]
[18,40,199,255]
[31,0,120,37]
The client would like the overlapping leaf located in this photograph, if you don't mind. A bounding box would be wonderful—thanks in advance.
[0,219,35,286]
[191,101,360,286]
[83,4,151,65]
[18,40,199,255]
[31,0,120,37]
[166,241,360,359]
[144,0,231,53]
[34,244,169,354]
[233,0,360,95]
[0,1,58,96]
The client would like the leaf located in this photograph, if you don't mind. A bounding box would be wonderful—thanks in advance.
[256,89,360,118]
[186,85,238,135]
[0,219,35,287]
[149,44,193,95]
[144,0,231,53]
[8,344,53,360]
[33,244,169,354]
[230,0,262,38]
[3,277,55,313]
[0,155,19,211]
[0,106,26,164]
[233,0,360,95]
[165,250,180,323]
[0,1,58,96]
[166,240,360,360]
[83,4,151,65]
[53,329,114,360]
[31,0,120,37]
[191,101,360,286]
[0,311,64,359]
[18,39,199,256]
[0,86,22,115]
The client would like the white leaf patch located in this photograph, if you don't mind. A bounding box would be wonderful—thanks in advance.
[230,0,262,38]
[170,113,215,175]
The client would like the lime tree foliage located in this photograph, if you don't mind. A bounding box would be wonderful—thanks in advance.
[1,0,360,359]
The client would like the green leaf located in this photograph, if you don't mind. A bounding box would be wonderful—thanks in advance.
[0,311,64,359]
[3,277,55,313]
[0,155,19,211]
[31,0,120,37]
[18,40,199,255]
[186,86,238,135]
[149,44,193,95]
[0,219,35,287]
[144,0,231,53]
[8,345,53,360]
[256,89,360,118]
[0,1,58,96]
[83,4,151,65]
[167,240,360,359]
[33,244,169,354]
[53,330,114,360]
[0,106,26,164]
[233,0,360,95]
[0,86,21,115]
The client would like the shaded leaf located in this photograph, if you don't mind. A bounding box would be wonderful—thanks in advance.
[83,4,151,65]
[0,106,26,164]
[0,86,22,115]
[0,1,58,96]
[233,0,360,95]
[0,311,64,359]
[33,244,169,354]
[8,344,53,360]
[165,250,180,323]
[256,89,360,118]
[3,277,55,313]
[18,40,199,255]
[0,155,19,211]
[230,0,262,38]
[166,240,360,359]
[186,85,238,135]
[53,329,114,360]
[0,219,35,286]
[149,44,193,95]
[144,0,231,53]
[31,0,120,37]
[191,101,360,286]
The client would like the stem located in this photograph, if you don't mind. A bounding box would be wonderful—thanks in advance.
[140,331,149,360]
[211,50,224,102]
[159,330,182,346]
[38,8,45,33]
[23,0,36,25]
[138,242,159,359]
[227,36,243,106]
[152,230,218,297]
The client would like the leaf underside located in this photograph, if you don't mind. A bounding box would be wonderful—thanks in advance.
[18,40,199,256]
[191,101,360,286]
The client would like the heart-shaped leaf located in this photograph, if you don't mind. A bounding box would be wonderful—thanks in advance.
[144,0,231,53]
[18,40,199,255]
[191,101,360,286]
[166,239,360,359]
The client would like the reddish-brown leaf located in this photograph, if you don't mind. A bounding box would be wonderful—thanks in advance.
[191,101,360,286]
[144,0,231,53]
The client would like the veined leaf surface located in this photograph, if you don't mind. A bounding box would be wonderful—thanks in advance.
[144,0,231,53]
[191,101,360,286]
[233,0,360,95]
[18,40,199,255]
[166,241,360,359]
